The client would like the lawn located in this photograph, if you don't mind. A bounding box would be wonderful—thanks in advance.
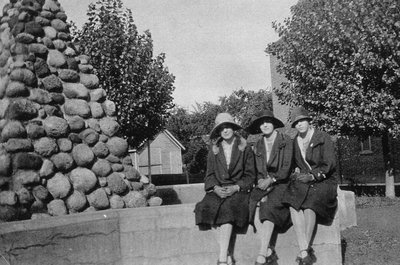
[342,196,400,265]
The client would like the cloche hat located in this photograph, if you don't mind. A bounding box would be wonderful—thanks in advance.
[290,106,312,128]
[209,113,242,139]
[246,110,284,134]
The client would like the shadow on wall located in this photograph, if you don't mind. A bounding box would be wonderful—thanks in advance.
[155,188,182,205]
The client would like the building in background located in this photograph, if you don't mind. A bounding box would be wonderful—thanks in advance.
[130,130,185,175]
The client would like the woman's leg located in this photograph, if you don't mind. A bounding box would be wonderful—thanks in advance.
[289,207,308,258]
[256,219,275,263]
[304,209,316,246]
[218,223,233,262]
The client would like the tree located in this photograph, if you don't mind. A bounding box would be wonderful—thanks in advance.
[166,89,272,174]
[71,0,175,148]
[267,0,400,197]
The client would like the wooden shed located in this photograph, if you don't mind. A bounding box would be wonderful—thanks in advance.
[130,130,185,175]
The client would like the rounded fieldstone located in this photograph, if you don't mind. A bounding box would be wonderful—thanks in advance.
[47,49,66,68]
[43,26,57,39]
[43,116,69,138]
[0,205,19,221]
[5,98,38,120]
[41,74,62,92]
[34,58,50,77]
[44,105,62,117]
[145,183,157,197]
[26,121,45,139]
[29,43,48,54]
[86,118,101,132]
[35,16,50,26]
[57,138,72,152]
[91,159,112,178]
[29,88,52,104]
[99,134,108,142]
[99,117,119,137]
[16,187,34,205]
[111,163,124,172]
[148,196,163,207]
[102,100,116,116]
[89,102,104,118]
[9,68,36,86]
[78,64,93,73]
[123,191,147,208]
[32,185,49,201]
[5,138,33,152]
[59,69,79,82]
[66,115,85,132]
[39,158,55,178]
[69,167,97,194]
[25,21,44,37]
[65,191,87,212]
[124,166,141,181]
[68,133,82,143]
[79,73,99,89]
[50,18,67,32]
[92,142,109,158]
[50,92,65,104]
[62,82,89,99]
[12,170,40,192]
[13,152,43,170]
[87,188,109,210]
[90,88,106,102]
[122,156,132,165]
[79,128,99,146]
[6,81,29,97]
[0,153,11,176]
[47,172,71,199]
[34,137,58,157]
[1,120,26,142]
[66,56,78,69]
[12,42,29,55]
[106,154,120,163]
[131,181,143,191]
[140,175,150,184]
[98,177,107,187]
[30,200,47,214]
[55,11,67,21]
[0,98,10,119]
[40,10,54,19]
[15,32,34,43]
[50,152,74,172]
[109,194,125,209]
[0,191,18,206]
[63,99,91,118]
[107,172,128,195]
[47,199,67,216]
[107,137,128,157]
[72,144,95,167]
[53,39,65,51]
[77,55,90,64]
[57,32,70,41]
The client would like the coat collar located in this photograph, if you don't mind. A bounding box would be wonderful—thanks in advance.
[211,134,247,155]
[295,128,324,148]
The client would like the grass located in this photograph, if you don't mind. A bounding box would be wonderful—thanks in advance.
[342,196,400,265]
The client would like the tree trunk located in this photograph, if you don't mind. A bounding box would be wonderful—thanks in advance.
[382,131,395,198]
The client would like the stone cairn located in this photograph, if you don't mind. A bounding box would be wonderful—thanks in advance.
[0,0,162,222]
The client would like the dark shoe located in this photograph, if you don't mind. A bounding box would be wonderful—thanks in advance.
[255,250,278,265]
[295,249,315,265]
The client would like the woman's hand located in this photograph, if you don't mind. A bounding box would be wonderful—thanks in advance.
[213,185,239,198]
[257,178,273,190]
[296,173,315,183]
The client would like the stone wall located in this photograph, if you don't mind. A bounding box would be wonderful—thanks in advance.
[0,0,161,222]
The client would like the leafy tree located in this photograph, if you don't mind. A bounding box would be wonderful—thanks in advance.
[267,0,400,197]
[167,89,272,174]
[71,0,175,147]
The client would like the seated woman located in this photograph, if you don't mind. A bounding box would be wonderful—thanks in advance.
[246,110,293,265]
[195,112,256,265]
[283,106,338,265]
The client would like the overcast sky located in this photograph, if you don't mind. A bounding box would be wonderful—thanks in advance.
[0,0,297,110]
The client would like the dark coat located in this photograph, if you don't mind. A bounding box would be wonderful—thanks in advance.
[195,135,256,232]
[249,132,293,232]
[283,129,338,224]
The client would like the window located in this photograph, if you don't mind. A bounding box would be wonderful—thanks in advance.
[360,136,373,155]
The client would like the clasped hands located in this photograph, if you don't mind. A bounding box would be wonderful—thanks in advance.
[291,168,315,183]
[213,185,240,198]
[257,177,274,191]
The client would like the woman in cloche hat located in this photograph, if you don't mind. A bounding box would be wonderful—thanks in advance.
[246,110,293,265]
[195,113,256,265]
[282,106,337,265]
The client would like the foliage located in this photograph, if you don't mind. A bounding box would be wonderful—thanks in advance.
[267,0,400,138]
[166,89,272,173]
[70,0,175,147]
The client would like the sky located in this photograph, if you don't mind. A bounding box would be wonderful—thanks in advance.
[0,0,297,110]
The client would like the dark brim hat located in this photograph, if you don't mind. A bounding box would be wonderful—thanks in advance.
[246,110,284,134]
[209,113,242,139]
[290,106,312,128]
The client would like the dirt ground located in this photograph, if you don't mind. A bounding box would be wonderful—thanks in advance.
[342,197,400,265]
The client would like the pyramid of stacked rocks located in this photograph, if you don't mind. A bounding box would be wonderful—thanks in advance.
[0,0,162,222]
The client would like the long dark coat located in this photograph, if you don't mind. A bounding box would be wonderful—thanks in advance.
[249,132,293,232]
[194,135,256,232]
[282,129,338,224]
